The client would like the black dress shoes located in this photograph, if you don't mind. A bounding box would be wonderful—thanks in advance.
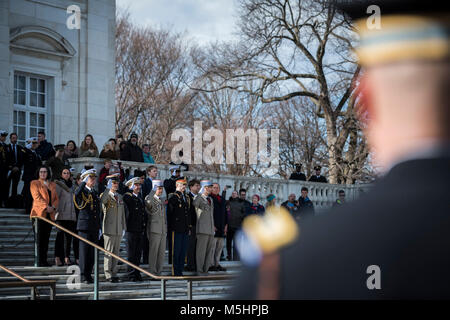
[106,277,119,283]
[82,277,94,284]
[217,265,227,271]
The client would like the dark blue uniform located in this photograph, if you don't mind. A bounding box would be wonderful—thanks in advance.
[123,192,146,281]
[167,191,192,276]
[74,182,101,282]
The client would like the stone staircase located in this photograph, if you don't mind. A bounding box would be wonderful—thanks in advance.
[0,208,239,300]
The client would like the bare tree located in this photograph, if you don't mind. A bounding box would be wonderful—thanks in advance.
[191,0,369,183]
[115,11,197,163]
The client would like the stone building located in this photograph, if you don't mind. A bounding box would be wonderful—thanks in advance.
[0,0,115,146]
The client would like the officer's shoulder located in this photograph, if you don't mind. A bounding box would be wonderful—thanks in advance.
[123,192,133,198]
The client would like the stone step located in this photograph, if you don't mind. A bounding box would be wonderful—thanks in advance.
[0,278,235,296]
[0,286,233,300]
[2,261,241,275]
[0,219,32,226]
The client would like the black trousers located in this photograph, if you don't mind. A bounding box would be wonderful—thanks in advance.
[226,227,240,261]
[172,231,189,276]
[22,180,32,215]
[32,217,52,265]
[141,231,149,264]
[186,227,197,270]
[0,168,8,206]
[126,231,143,279]
[7,169,21,198]
[78,231,98,280]
[55,220,79,261]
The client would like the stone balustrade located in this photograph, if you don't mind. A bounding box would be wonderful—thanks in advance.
[69,157,372,211]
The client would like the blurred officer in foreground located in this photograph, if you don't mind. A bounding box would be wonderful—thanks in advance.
[234,0,450,299]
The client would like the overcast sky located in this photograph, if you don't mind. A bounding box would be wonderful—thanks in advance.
[116,0,239,45]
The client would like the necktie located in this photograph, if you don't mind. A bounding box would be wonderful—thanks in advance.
[207,197,211,205]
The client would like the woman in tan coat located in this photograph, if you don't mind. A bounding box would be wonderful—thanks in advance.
[30,165,59,267]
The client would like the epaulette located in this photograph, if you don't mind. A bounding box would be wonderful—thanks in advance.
[99,192,104,198]
[124,192,133,197]
[21,149,26,153]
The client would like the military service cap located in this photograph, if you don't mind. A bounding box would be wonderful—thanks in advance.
[80,168,97,180]
[125,177,141,190]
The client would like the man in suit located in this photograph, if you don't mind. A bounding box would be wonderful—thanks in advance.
[6,133,24,200]
[0,130,9,207]
[123,177,146,281]
[298,187,315,219]
[185,179,201,272]
[22,137,42,215]
[289,163,306,181]
[100,174,126,283]
[35,131,55,162]
[193,180,215,276]
[142,165,158,199]
[145,179,167,276]
[210,183,228,272]
[74,169,101,284]
[308,165,327,183]
[234,0,450,299]
[167,178,192,276]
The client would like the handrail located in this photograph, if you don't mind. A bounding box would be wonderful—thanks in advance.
[0,264,57,300]
[0,264,30,282]
[33,215,234,282]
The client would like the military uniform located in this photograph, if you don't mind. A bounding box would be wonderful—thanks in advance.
[7,142,24,199]
[100,188,126,281]
[289,172,306,181]
[145,187,167,275]
[74,180,101,283]
[164,172,180,265]
[185,191,198,271]
[167,189,192,276]
[0,136,9,207]
[123,190,146,281]
[308,174,327,183]
[289,164,306,181]
[194,193,215,274]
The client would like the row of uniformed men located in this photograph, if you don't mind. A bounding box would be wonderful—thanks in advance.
[74,168,219,283]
